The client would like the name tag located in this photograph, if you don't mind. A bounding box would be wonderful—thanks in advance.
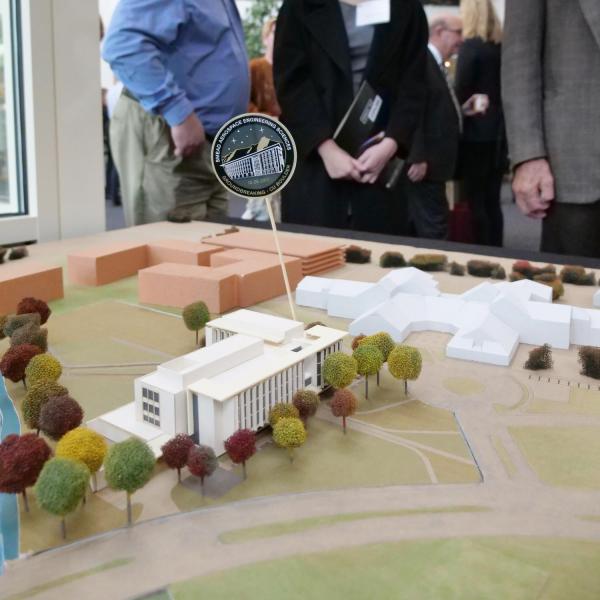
[356,0,391,27]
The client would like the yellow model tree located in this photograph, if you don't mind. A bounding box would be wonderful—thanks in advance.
[24,353,62,387]
[273,417,306,463]
[56,427,108,491]
[388,345,422,395]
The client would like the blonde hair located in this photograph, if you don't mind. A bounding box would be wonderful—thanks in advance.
[461,0,502,43]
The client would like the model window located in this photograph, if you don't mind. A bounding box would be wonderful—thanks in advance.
[142,388,160,427]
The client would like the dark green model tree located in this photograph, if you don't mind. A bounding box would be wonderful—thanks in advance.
[243,0,282,59]
[182,301,210,346]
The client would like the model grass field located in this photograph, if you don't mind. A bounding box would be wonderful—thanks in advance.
[2,246,600,600]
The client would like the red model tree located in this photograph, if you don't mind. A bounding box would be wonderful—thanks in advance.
[187,444,217,497]
[224,429,256,480]
[0,433,52,511]
[330,388,357,434]
[161,434,195,482]
[38,395,84,441]
[17,297,52,325]
[0,344,43,386]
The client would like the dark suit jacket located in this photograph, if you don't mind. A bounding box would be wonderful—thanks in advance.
[408,49,460,183]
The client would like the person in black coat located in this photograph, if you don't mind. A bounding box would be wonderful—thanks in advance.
[273,0,428,233]
[455,0,507,247]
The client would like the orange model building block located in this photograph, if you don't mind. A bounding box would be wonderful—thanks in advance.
[146,239,223,266]
[0,262,64,314]
[68,241,148,286]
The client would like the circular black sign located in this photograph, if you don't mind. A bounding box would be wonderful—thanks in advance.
[211,113,297,198]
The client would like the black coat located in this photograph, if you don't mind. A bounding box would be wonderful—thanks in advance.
[408,49,461,183]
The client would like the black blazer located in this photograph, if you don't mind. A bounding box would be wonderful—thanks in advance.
[408,49,460,182]
[455,37,504,143]
[273,0,429,160]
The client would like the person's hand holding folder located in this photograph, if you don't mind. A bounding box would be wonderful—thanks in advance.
[317,139,363,181]
[356,136,398,184]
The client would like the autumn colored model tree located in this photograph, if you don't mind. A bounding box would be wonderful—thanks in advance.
[3,313,40,338]
[330,388,357,434]
[10,322,48,352]
[268,402,300,427]
[182,301,210,346]
[273,417,306,463]
[56,427,107,492]
[24,353,62,387]
[38,395,84,440]
[359,332,395,385]
[161,434,195,483]
[579,346,600,380]
[104,438,155,525]
[187,444,218,496]
[0,433,51,512]
[23,381,69,434]
[388,345,423,394]
[353,344,383,399]
[524,344,553,371]
[0,344,43,387]
[35,457,89,539]
[17,297,52,324]
[224,429,256,479]
[323,352,357,389]
[292,389,319,425]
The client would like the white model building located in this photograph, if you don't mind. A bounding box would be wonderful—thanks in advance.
[296,270,600,367]
[594,289,600,308]
[89,309,346,456]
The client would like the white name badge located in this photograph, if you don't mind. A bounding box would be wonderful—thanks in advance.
[356,0,391,27]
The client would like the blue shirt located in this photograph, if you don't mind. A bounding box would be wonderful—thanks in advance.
[102,0,250,134]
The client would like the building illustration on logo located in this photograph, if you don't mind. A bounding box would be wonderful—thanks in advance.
[221,136,285,180]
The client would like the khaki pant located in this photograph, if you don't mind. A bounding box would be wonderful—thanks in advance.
[110,95,227,226]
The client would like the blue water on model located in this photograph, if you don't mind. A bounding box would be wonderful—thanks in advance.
[0,376,20,574]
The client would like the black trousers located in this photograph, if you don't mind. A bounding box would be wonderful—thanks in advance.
[541,199,600,258]
[401,176,449,240]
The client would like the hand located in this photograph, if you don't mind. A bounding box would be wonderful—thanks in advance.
[356,137,398,184]
[512,158,555,219]
[407,162,428,183]
[462,94,489,116]
[171,112,205,158]
[318,139,362,181]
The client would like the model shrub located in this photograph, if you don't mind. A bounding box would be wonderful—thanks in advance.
[560,265,586,284]
[268,402,300,427]
[104,437,155,524]
[330,388,357,434]
[8,246,28,260]
[491,265,506,280]
[182,301,210,345]
[409,253,447,272]
[161,434,195,482]
[512,261,555,280]
[579,347,600,380]
[35,457,89,539]
[305,321,325,330]
[0,344,42,385]
[224,429,257,479]
[0,433,51,512]
[187,444,218,495]
[388,345,423,394]
[379,251,406,268]
[292,389,320,423]
[56,427,107,491]
[345,245,371,264]
[524,344,553,371]
[10,322,48,352]
[533,272,557,284]
[38,395,84,441]
[3,313,40,338]
[272,417,306,462]
[25,353,62,387]
[449,262,465,276]
[358,332,395,362]
[537,278,564,301]
[509,271,526,282]
[323,352,357,389]
[0,315,7,340]
[353,344,383,399]
[23,381,69,433]
[17,297,51,325]
[467,260,503,278]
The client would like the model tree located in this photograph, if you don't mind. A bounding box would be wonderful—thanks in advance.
[182,301,210,346]
[351,334,366,351]
[353,344,384,399]
[104,438,155,525]
[24,353,62,387]
[224,429,256,480]
[323,352,357,389]
[0,433,51,512]
[0,344,43,387]
[10,322,48,352]
[35,457,89,539]
[359,332,395,384]
[579,346,600,380]
[272,417,306,463]
[161,434,195,483]
[388,345,423,395]
[268,402,300,427]
[187,444,218,496]
[524,344,553,371]
[330,388,357,434]
[292,389,320,425]
[38,395,84,440]
[16,297,51,324]
[56,427,107,492]
[3,313,40,338]
[0,315,7,340]
[23,381,69,434]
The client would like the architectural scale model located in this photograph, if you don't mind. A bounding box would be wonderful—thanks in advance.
[594,288,600,308]
[296,268,600,366]
[89,309,346,456]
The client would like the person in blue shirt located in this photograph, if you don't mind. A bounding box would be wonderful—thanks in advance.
[103,0,250,226]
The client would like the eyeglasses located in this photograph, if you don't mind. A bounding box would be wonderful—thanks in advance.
[445,27,463,35]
